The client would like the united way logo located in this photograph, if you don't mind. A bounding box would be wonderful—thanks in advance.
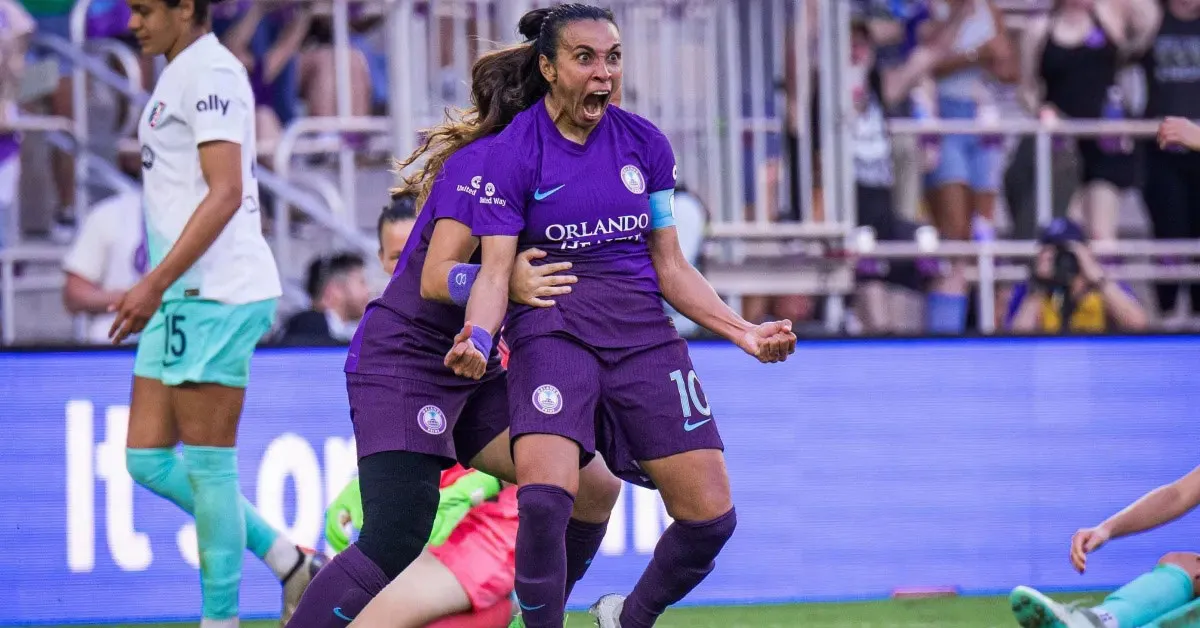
[620,165,645,194]
[532,384,563,415]
[147,101,166,128]
[485,182,496,197]
[141,145,155,170]
[417,405,447,435]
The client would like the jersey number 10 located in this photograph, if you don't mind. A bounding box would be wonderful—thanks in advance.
[669,369,711,418]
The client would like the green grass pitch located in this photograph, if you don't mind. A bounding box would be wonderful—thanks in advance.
[38,592,1109,628]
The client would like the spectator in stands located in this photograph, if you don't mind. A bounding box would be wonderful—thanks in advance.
[0,0,32,250]
[60,155,143,344]
[299,6,376,121]
[813,16,965,332]
[23,0,76,241]
[377,190,416,276]
[1006,218,1147,333]
[1013,0,1158,242]
[922,0,1016,333]
[664,184,708,338]
[280,252,369,344]
[219,0,312,159]
[1139,0,1200,322]
[25,0,136,243]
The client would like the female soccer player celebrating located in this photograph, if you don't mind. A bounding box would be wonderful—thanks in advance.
[284,42,621,628]
[449,5,797,628]
[110,0,318,625]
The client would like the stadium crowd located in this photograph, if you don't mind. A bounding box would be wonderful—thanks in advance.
[0,0,1196,344]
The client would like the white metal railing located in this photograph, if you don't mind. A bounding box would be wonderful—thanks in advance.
[702,238,1200,335]
[270,116,392,271]
[889,118,1160,233]
[0,244,70,345]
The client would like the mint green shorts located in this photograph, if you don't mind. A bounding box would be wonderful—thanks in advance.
[133,298,277,388]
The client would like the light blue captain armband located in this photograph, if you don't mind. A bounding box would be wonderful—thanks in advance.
[649,189,676,229]
[447,263,481,307]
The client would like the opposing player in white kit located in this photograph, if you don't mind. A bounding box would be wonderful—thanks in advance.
[111,0,320,625]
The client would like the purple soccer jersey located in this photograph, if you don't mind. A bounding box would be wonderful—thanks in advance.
[472,98,680,349]
[346,136,501,380]
[342,136,507,464]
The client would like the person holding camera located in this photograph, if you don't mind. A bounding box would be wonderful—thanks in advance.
[1006,218,1147,333]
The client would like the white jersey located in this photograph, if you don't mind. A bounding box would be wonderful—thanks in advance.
[138,33,281,304]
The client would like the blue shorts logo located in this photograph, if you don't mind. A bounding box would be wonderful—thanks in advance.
[333,607,354,621]
[683,418,711,432]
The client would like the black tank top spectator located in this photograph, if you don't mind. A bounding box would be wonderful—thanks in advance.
[1139,0,1200,320]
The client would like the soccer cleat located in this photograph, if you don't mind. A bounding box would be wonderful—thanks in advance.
[1009,585,1106,628]
[280,547,326,626]
[589,594,625,628]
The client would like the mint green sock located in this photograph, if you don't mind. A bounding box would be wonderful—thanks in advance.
[1142,597,1200,627]
[182,445,246,621]
[1096,564,1196,628]
[126,448,279,558]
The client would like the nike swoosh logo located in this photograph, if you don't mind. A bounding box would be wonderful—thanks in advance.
[533,184,565,201]
[683,418,712,432]
[519,601,547,611]
[333,607,355,622]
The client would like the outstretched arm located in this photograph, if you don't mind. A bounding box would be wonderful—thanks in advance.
[1101,465,1200,540]
[648,224,796,363]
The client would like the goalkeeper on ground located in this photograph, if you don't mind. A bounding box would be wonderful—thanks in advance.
[326,461,518,628]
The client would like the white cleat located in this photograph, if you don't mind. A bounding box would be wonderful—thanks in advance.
[1009,585,1106,628]
[588,594,625,628]
[280,548,325,626]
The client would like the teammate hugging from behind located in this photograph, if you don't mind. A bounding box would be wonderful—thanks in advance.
[1010,464,1200,627]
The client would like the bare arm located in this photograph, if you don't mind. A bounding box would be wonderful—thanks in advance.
[262,6,313,83]
[1120,0,1163,54]
[143,142,243,293]
[880,4,971,107]
[1008,289,1044,333]
[1018,17,1050,113]
[222,3,264,65]
[1101,465,1200,539]
[1099,282,1149,331]
[984,2,1018,83]
[63,273,123,315]
[420,219,478,303]
[648,227,753,344]
[463,236,518,336]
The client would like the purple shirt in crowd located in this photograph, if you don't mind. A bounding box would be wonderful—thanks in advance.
[472,98,678,349]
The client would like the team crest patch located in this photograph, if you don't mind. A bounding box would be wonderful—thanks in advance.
[620,165,646,194]
[417,405,447,435]
[148,101,167,128]
[532,384,563,415]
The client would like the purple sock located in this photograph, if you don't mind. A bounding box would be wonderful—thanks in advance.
[283,544,388,628]
[514,484,575,628]
[619,508,738,628]
[564,518,609,603]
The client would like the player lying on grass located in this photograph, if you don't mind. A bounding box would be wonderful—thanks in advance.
[1010,464,1200,628]
[326,465,519,628]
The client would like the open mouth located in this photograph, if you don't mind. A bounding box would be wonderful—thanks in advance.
[581,90,611,122]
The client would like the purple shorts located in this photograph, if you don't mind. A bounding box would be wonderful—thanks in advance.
[506,334,724,486]
[347,371,509,468]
